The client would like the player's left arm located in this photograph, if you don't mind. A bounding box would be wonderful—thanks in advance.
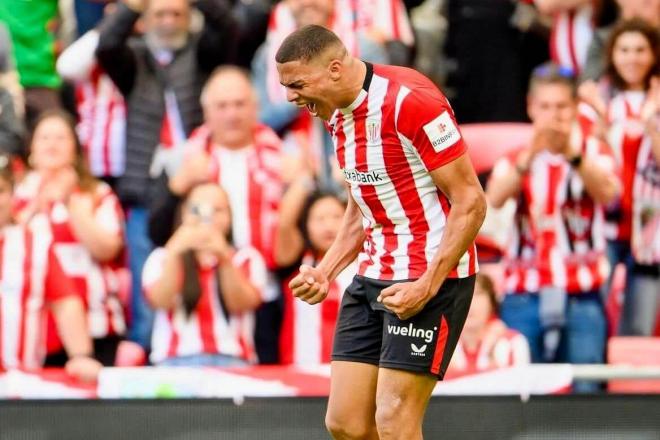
[378,87,486,320]
[378,153,486,319]
[424,155,486,289]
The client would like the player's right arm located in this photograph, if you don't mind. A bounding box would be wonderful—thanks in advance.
[289,189,365,304]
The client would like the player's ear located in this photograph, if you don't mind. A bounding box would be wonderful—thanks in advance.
[328,59,342,81]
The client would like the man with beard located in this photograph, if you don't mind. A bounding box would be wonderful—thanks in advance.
[95,0,238,354]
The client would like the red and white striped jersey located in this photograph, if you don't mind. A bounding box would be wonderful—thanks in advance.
[450,323,530,374]
[328,63,478,281]
[14,173,127,340]
[579,90,657,247]
[548,3,594,75]
[279,253,356,365]
[494,134,614,294]
[144,246,268,364]
[75,65,126,178]
[0,224,78,370]
[184,125,283,275]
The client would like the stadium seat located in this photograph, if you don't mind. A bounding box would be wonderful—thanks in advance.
[607,337,660,393]
[460,123,533,174]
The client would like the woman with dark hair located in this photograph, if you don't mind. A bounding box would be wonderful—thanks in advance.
[0,154,102,381]
[143,183,266,366]
[13,110,127,366]
[275,175,355,365]
[578,18,660,336]
[448,274,529,374]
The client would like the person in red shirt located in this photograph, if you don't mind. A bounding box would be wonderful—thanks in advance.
[13,110,126,366]
[448,274,530,375]
[578,19,660,336]
[276,175,356,365]
[488,63,620,392]
[277,25,486,440]
[0,155,101,381]
[143,183,267,366]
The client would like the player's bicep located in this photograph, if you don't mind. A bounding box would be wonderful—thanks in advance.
[429,153,484,206]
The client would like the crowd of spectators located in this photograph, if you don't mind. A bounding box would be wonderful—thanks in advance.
[0,0,657,389]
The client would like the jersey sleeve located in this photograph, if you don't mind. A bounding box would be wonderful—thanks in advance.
[44,244,82,303]
[231,247,268,301]
[396,89,467,172]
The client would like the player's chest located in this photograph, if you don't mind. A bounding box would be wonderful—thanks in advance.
[330,117,423,188]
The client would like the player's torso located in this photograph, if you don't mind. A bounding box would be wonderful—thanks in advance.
[329,86,436,230]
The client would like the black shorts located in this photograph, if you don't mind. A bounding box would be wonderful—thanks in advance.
[332,274,476,379]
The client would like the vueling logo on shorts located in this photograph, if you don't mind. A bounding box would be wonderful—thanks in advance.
[387,323,437,343]
[343,169,383,185]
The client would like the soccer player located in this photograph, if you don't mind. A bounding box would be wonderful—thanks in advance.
[277,25,486,440]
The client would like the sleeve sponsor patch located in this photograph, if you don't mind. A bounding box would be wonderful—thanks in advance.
[422,111,461,152]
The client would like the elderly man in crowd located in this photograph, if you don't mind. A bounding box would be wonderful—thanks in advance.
[148,66,287,364]
[95,0,238,353]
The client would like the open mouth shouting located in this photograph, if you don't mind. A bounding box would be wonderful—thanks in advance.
[303,101,318,117]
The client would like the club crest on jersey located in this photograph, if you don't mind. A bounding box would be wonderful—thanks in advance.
[366,119,381,143]
[423,111,461,152]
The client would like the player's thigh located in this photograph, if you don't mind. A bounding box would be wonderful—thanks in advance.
[374,367,437,435]
[326,361,379,433]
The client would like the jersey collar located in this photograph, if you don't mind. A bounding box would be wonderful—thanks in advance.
[338,61,373,115]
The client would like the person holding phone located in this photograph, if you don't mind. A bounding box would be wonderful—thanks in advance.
[142,183,267,366]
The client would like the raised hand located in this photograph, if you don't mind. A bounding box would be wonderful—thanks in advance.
[578,80,607,118]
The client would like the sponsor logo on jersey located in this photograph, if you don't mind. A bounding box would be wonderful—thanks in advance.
[423,111,461,152]
[343,169,384,185]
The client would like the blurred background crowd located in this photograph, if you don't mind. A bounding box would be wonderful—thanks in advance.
[0,0,658,390]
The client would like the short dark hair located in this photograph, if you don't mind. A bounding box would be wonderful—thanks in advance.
[275,25,345,64]
[528,62,576,97]
[605,18,659,92]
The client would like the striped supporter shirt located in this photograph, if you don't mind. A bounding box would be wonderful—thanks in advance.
[492,133,614,294]
[13,174,127,341]
[143,246,268,365]
[0,224,78,370]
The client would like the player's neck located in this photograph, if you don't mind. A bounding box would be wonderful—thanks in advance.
[336,58,367,109]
